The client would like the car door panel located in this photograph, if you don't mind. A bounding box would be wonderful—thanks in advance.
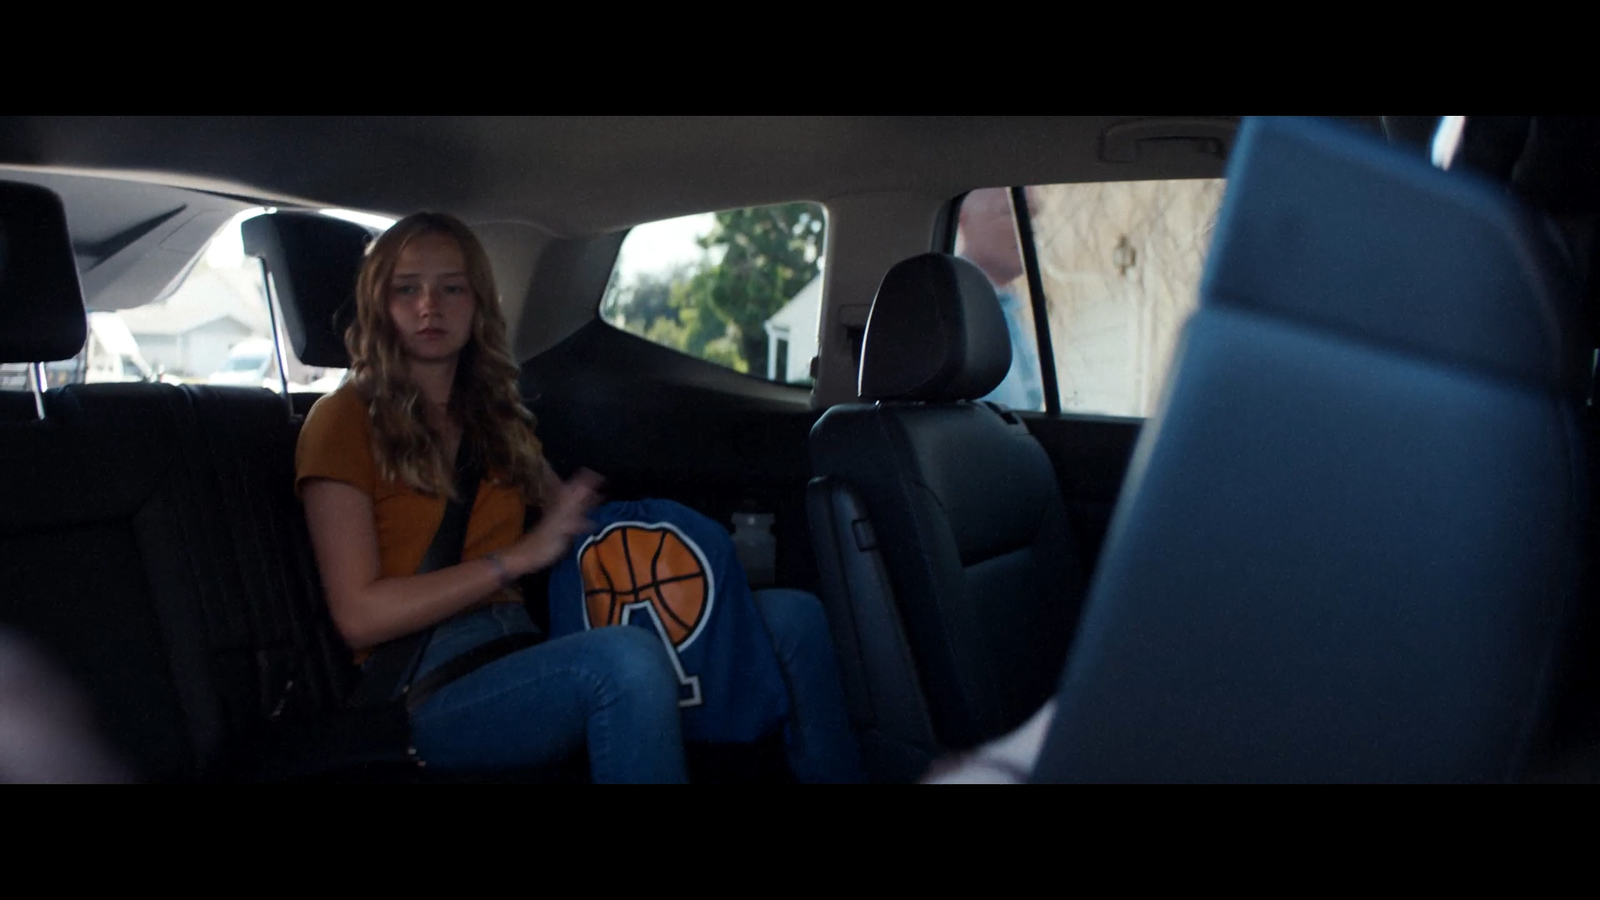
[522,322,822,593]
[1023,414,1142,571]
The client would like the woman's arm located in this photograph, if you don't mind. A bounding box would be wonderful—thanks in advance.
[541,458,564,506]
[302,469,603,651]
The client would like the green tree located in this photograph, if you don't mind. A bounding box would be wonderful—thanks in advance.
[603,204,825,378]
[602,265,690,344]
[674,203,824,377]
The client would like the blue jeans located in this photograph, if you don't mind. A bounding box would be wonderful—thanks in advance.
[408,590,865,784]
[750,588,866,784]
[409,603,686,783]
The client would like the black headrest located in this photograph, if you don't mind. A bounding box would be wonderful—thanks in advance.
[858,253,1012,402]
[0,182,86,363]
[241,211,374,369]
[1381,116,1531,183]
[1209,116,1582,392]
[1383,116,1600,216]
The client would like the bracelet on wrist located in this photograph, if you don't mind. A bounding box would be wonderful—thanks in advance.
[484,552,514,588]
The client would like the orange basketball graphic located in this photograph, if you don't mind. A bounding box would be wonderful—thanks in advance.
[579,523,715,649]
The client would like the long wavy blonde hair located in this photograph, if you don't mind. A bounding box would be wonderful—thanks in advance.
[345,212,546,506]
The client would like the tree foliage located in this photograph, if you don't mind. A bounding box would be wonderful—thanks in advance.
[604,203,824,379]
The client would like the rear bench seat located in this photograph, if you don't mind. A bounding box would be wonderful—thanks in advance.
[2,386,206,779]
[5,380,592,782]
[164,385,359,762]
[0,382,362,780]
[0,180,414,781]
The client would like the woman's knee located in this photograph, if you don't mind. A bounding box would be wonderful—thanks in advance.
[580,626,681,704]
[753,588,832,648]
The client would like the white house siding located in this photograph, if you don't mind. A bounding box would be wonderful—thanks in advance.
[1027,179,1225,418]
[185,319,257,379]
[131,317,254,379]
[763,274,822,384]
[135,334,183,375]
[115,260,276,380]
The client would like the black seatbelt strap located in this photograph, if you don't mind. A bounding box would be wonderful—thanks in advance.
[346,441,484,709]
[400,498,551,712]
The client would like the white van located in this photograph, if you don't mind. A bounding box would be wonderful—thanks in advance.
[208,338,278,388]
[207,337,347,393]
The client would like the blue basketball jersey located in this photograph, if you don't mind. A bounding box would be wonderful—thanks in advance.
[547,499,791,744]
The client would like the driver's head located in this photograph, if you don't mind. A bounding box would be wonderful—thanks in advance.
[956,187,1025,286]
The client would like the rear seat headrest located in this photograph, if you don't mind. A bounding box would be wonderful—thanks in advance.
[0,182,86,364]
[858,253,1012,402]
[241,211,375,369]
[1208,116,1583,393]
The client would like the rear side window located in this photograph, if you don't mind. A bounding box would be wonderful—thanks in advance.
[120,209,281,389]
[1,207,391,396]
[164,207,391,394]
[953,179,1225,417]
[600,202,827,387]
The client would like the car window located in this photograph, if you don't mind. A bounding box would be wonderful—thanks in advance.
[599,202,827,387]
[0,310,178,392]
[0,207,389,395]
[953,179,1225,417]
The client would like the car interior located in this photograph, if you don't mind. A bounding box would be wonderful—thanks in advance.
[2,115,1599,783]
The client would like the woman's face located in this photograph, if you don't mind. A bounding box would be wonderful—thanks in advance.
[386,231,477,364]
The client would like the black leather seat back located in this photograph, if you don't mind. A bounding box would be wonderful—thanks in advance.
[165,385,357,730]
[1033,116,1586,783]
[0,380,358,780]
[0,387,211,778]
[0,182,202,776]
[809,254,1087,766]
[0,185,360,779]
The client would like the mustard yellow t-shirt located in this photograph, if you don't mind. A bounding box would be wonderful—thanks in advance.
[294,385,527,617]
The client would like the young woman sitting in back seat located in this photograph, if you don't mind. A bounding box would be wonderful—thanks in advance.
[295,212,863,783]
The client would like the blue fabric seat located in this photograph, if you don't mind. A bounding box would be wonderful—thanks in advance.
[1032,116,1589,783]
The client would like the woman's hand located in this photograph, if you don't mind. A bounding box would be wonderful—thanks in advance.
[302,467,607,651]
[503,468,606,576]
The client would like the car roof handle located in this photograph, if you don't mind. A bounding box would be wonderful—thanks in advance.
[1100,117,1238,164]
